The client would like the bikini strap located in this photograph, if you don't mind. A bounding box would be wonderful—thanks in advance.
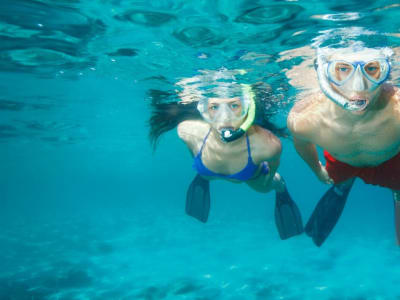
[199,130,252,160]
[245,133,253,160]
[199,128,212,155]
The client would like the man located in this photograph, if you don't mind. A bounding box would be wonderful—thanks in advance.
[287,45,400,246]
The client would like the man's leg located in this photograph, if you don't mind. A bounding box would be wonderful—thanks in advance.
[393,190,400,245]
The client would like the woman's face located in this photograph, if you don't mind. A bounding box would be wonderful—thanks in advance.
[207,97,244,130]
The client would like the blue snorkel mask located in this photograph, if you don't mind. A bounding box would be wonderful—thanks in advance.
[317,46,393,111]
[327,59,390,86]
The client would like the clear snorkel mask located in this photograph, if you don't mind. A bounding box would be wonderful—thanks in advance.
[197,84,256,142]
[316,46,392,112]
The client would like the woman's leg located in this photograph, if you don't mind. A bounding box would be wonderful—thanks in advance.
[246,169,284,193]
[246,171,303,239]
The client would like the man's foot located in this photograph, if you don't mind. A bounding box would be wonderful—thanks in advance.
[305,178,355,247]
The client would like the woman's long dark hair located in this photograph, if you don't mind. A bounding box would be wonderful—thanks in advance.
[148,89,202,149]
[148,85,288,150]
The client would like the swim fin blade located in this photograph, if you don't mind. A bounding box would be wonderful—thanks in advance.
[305,178,355,247]
[274,187,304,240]
[186,174,210,223]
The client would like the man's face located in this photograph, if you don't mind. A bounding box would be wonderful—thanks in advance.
[326,50,390,112]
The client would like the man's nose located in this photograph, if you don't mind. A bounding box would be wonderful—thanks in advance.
[352,66,367,91]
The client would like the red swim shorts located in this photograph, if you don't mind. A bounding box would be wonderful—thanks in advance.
[324,150,400,190]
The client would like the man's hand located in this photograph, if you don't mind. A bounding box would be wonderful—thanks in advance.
[316,162,334,184]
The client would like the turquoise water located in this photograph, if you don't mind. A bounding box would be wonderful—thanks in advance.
[1,0,400,299]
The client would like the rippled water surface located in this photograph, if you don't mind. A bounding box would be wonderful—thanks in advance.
[1,0,400,299]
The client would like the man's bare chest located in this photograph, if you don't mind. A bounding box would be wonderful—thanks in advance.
[316,114,400,159]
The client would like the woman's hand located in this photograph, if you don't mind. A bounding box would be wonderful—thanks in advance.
[316,162,334,185]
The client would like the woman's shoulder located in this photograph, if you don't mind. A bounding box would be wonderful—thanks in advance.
[250,125,280,142]
[177,120,209,142]
[249,125,282,157]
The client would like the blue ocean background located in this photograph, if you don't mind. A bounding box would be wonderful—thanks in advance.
[1,0,400,299]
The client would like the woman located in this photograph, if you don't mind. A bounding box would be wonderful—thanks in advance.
[149,82,303,240]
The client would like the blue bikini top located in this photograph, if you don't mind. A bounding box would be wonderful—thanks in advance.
[193,129,269,181]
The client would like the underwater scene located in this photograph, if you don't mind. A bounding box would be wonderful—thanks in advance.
[2,0,400,299]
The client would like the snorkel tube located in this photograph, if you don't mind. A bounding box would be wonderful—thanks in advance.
[221,84,256,142]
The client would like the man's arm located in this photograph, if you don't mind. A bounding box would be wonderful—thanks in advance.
[292,136,320,174]
[287,100,333,184]
[292,136,333,184]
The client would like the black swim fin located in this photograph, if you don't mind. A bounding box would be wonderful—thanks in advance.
[186,174,210,223]
[305,178,355,247]
[274,186,304,240]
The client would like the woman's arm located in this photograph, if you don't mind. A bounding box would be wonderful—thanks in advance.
[257,126,282,170]
[177,120,209,156]
[245,127,282,192]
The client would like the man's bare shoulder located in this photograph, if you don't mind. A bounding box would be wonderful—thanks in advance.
[389,85,400,118]
[177,120,209,141]
[289,93,324,116]
[287,93,324,137]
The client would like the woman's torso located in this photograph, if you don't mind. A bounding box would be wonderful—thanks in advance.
[178,120,274,181]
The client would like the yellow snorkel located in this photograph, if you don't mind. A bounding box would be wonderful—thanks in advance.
[221,84,256,142]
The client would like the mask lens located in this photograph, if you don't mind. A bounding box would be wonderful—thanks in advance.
[362,59,389,84]
[207,102,220,121]
[207,99,244,124]
[327,61,354,85]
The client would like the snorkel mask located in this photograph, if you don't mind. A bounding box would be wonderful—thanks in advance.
[316,46,392,112]
[197,84,256,142]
